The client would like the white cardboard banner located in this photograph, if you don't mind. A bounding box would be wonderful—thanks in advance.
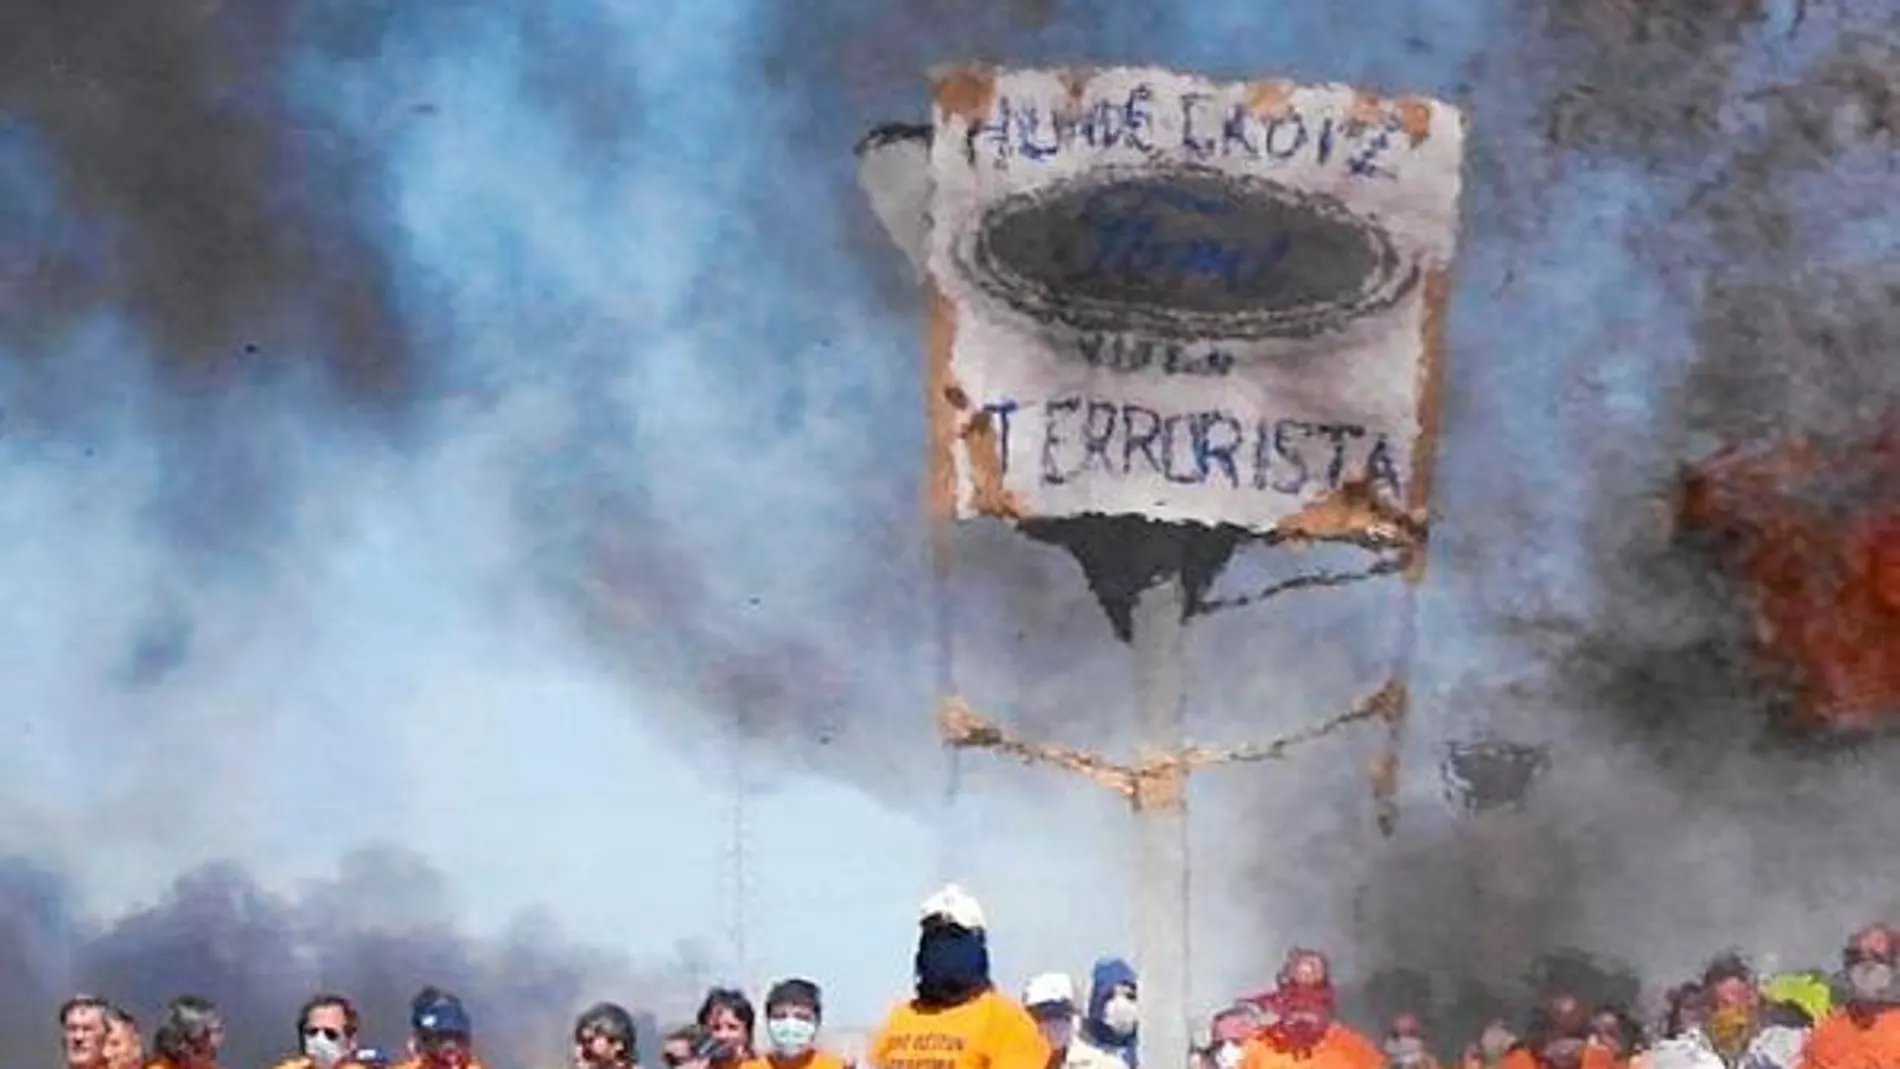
[926,66,1465,535]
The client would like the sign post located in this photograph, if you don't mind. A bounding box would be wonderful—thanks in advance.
[859,63,1464,1069]
[1132,577,1190,1069]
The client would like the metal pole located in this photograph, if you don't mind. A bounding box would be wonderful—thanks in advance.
[1131,577,1190,1069]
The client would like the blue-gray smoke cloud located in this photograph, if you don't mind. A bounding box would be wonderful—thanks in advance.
[0,848,703,1069]
[6,0,1900,1058]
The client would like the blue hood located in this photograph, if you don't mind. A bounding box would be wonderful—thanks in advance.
[1083,957,1138,1068]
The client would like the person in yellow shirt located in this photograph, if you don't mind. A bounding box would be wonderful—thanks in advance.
[743,979,848,1069]
[866,884,1049,1069]
[1238,950,1382,1069]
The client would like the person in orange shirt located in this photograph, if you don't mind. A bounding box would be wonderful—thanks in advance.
[1801,924,1900,1069]
[866,884,1048,1069]
[744,979,847,1069]
[1498,995,1613,1069]
[1239,949,1382,1069]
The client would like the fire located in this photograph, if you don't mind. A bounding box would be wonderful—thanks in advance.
[1679,430,1900,733]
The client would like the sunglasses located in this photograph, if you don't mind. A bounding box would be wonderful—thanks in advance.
[303,1028,347,1041]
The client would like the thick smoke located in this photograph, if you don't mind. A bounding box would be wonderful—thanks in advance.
[0,848,703,1069]
[1331,0,1900,1049]
[780,0,1900,1044]
[11,0,1900,1051]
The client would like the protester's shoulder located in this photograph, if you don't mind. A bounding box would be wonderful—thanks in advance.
[1322,1023,1383,1058]
[1067,1041,1125,1069]
[269,1057,313,1069]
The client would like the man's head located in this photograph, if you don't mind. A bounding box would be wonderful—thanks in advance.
[1211,1005,1259,1047]
[1588,1009,1638,1059]
[915,885,991,1008]
[1474,1020,1516,1066]
[155,996,222,1069]
[574,1003,639,1069]
[695,989,755,1063]
[1700,955,1759,1054]
[299,995,360,1069]
[660,1028,704,1069]
[1087,959,1138,1043]
[1207,1006,1259,1069]
[409,989,474,1069]
[60,996,110,1069]
[1844,924,1899,1004]
[103,1007,142,1069]
[1268,949,1336,1052]
[763,979,822,1060]
[1024,973,1079,1051]
[1384,1013,1430,1068]
[1529,995,1588,1069]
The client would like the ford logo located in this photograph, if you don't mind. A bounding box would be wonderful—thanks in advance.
[959,166,1417,341]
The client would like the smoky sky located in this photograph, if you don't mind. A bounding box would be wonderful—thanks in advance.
[0,848,699,1069]
[8,0,1900,1051]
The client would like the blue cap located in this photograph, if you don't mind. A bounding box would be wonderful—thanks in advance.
[412,995,472,1036]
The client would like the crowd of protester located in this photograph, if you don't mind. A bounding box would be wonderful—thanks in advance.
[47,885,1900,1069]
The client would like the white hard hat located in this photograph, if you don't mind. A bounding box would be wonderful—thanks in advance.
[1023,973,1077,1009]
[919,883,987,930]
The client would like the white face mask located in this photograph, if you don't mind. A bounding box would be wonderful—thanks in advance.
[1214,1044,1243,1069]
[1103,996,1139,1038]
[766,1017,817,1059]
[304,1036,346,1069]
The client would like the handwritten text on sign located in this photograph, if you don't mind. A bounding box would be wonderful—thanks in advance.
[928,66,1464,534]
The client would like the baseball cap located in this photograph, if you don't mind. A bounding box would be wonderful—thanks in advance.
[919,884,986,930]
[1023,973,1076,1011]
[412,994,472,1037]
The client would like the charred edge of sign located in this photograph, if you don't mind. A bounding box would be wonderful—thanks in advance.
[1404,266,1453,584]
[1347,88,1438,149]
[1247,79,1297,119]
[931,65,996,127]
[925,283,962,558]
[961,403,1026,520]
[1272,477,1422,548]
[961,168,1418,342]
[928,283,1026,525]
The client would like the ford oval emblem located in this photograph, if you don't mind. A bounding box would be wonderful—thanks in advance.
[960,165,1417,341]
